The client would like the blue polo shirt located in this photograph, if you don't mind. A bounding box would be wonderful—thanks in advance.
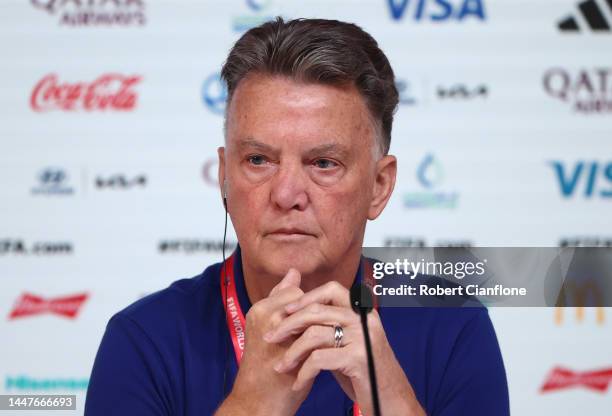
[85,246,509,415]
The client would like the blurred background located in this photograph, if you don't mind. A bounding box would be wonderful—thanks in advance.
[0,0,611,414]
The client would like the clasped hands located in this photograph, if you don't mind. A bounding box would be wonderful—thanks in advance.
[219,268,425,416]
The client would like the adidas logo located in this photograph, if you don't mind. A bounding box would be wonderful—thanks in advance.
[558,0,612,32]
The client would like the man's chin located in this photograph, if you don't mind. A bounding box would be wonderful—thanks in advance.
[259,236,322,275]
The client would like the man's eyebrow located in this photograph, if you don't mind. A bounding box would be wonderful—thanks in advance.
[237,138,351,157]
[305,143,351,158]
[237,138,277,153]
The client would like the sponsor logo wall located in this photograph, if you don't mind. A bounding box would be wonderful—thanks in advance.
[1,1,610,415]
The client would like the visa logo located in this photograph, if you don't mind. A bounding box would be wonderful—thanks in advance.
[550,161,612,198]
[387,0,486,21]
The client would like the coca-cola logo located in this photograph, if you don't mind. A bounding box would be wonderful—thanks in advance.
[31,0,146,27]
[8,292,89,320]
[30,73,141,112]
[543,68,612,114]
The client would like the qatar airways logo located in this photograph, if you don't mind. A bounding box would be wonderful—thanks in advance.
[543,68,612,114]
[8,293,89,320]
[30,73,141,112]
[31,0,146,27]
[541,367,612,393]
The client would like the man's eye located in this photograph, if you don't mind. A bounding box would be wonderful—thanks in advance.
[313,159,338,169]
[247,155,267,166]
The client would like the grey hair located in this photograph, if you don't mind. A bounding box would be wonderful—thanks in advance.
[220,17,398,156]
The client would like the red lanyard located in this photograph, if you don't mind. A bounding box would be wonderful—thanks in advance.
[220,254,370,416]
[220,254,246,365]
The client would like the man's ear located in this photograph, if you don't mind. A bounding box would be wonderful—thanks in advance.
[217,146,226,205]
[368,155,397,220]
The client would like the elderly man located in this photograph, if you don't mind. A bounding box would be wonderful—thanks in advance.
[85,17,509,416]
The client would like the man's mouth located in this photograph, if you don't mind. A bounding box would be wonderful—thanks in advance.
[270,227,310,234]
[266,228,315,240]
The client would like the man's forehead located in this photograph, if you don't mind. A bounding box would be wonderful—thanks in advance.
[225,73,378,155]
[229,73,366,115]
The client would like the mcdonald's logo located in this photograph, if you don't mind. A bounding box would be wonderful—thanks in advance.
[555,307,605,325]
[555,279,605,325]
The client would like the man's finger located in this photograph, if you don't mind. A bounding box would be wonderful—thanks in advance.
[292,348,350,391]
[267,303,355,343]
[285,280,350,313]
[275,324,359,372]
[269,268,301,297]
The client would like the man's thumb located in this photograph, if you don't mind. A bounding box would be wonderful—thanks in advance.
[269,268,301,296]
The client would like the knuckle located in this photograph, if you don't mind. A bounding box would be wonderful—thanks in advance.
[245,312,253,327]
[269,312,283,328]
[327,280,343,292]
[291,286,305,297]
[327,281,348,298]
[282,286,303,299]
[310,349,323,364]
[248,299,265,315]
[245,301,267,323]
[245,307,257,324]
[306,302,322,315]
[304,325,321,342]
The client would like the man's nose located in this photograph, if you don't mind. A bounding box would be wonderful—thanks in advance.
[270,159,308,211]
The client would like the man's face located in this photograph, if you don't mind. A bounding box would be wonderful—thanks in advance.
[219,73,394,277]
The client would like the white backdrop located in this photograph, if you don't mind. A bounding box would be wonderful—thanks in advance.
[0,0,611,414]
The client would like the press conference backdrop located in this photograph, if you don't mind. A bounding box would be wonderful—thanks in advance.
[0,0,610,414]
